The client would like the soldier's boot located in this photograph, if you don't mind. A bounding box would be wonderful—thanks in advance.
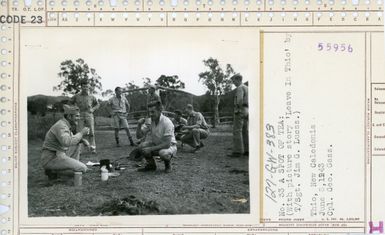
[44,169,58,180]
[164,160,171,173]
[138,157,157,172]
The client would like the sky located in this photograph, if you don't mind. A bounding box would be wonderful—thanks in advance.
[21,27,259,99]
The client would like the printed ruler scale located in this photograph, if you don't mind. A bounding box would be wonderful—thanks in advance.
[1,0,384,26]
[0,0,384,234]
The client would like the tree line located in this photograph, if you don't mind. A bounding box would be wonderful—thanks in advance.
[28,57,241,127]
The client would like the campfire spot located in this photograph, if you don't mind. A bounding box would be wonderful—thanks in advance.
[98,195,160,215]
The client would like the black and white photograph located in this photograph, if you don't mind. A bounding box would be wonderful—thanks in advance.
[22,28,259,218]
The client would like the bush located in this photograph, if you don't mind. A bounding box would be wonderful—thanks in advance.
[28,112,62,140]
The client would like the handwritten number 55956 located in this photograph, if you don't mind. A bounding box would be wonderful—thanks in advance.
[318,43,353,53]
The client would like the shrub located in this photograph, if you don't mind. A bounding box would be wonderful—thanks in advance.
[28,112,62,140]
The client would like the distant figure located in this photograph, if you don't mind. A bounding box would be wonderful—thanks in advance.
[228,74,249,157]
[108,87,136,147]
[70,80,100,154]
[41,105,90,180]
[136,101,177,173]
[181,104,209,153]
[171,110,188,140]
[146,84,162,105]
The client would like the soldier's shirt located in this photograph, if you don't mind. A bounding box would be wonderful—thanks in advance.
[109,95,130,114]
[234,84,248,114]
[42,118,83,153]
[172,117,188,126]
[141,114,177,145]
[187,111,209,130]
[71,93,99,114]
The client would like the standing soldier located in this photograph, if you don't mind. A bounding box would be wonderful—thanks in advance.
[41,105,90,180]
[109,87,136,147]
[146,84,162,105]
[228,74,249,157]
[70,80,100,154]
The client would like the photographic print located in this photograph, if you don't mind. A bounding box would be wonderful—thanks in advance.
[21,27,259,218]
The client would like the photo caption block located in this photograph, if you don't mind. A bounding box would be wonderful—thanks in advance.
[262,31,366,223]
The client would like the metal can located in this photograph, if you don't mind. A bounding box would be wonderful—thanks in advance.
[101,166,109,181]
[74,172,82,186]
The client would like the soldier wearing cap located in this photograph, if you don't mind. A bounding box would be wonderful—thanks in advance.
[228,74,249,157]
[108,86,136,147]
[70,80,100,154]
[136,101,177,173]
[181,104,209,153]
[41,105,90,180]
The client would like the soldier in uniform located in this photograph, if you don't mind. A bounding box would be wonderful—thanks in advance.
[108,87,136,147]
[41,105,90,180]
[146,84,162,105]
[228,74,249,157]
[171,110,188,141]
[136,101,177,173]
[70,81,100,154]
[181,104,209,153]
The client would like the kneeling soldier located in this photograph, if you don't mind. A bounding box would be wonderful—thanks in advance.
[41,105,90,180]
[136,101,177,173]
[181,104,209,153]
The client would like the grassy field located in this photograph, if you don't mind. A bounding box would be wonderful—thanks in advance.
[28,128,250,216]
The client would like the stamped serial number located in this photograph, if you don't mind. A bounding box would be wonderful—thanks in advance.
[317,43,353,53]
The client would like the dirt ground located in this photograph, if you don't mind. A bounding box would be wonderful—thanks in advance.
[28,127,250,216]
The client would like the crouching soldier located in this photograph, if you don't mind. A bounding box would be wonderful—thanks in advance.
[181,104,209,153]
[136,101,177,173]
[41,105,90,180]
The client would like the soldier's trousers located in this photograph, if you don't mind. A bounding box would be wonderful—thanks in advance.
[233,113,249,154]
[41,144,87,173]
[139,141,177,162]
[181,128,209,148]
[77,112,96,149]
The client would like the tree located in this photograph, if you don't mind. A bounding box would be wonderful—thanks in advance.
[54,58,102,96]
[156,75,186,110]
[101,89,114,98]
[142,77,152,87]
[157,75,185,89]
[198,58,236,127]
[27,98,48,116]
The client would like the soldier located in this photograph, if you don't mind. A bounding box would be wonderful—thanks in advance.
[41,105,90,180]
[70,80,100,154]
[228,74,249,157]
[171,110,188,141]
[108,87,136,147]
[136,101,177,173]
[181,104,209,153]
[146,84,162,105]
